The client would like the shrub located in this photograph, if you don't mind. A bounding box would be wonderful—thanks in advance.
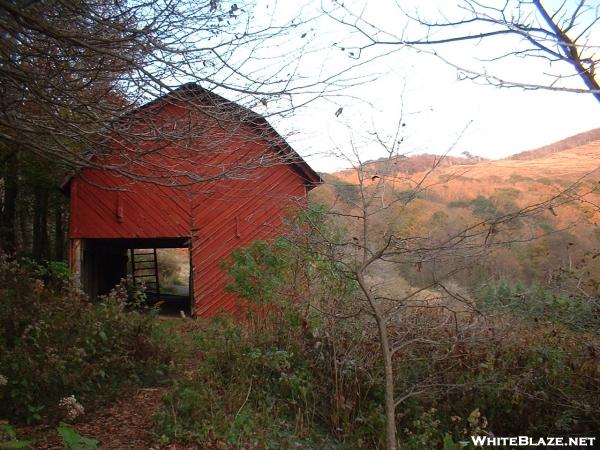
[158,231,600,447]
[537,177,555,185]
[158,235,383,447]
[537,221,554,234]
[471,195,497,218]
[396,189,419,203]
[154,317,353,448]
[493,187,520,200]
[430,210,449,228]
[333,181,360,204]
[155,248,189,294]
[154,304,600,447]
[508,174,531,183]
[0,253,174,423]
[432,318,600,437]
[223,238,294,307]
[448,199,471,208]
[476,280,600,331]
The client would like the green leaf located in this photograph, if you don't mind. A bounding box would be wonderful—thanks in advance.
[442,433,461,450]
[0,424,17,441]
[56,423,98,450]
[0,441,33,449]
[0,426,32,450]
[467,408,480,425]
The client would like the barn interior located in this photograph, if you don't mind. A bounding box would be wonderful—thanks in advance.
[79,237,192,316]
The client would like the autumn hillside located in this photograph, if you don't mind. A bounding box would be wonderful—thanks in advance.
[311,128,600,287]
[508,127,600,160]
[315,127,600,210]
[324,127,600,183]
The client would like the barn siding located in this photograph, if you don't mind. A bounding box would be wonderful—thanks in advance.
[70,171,192,238]
[191,163,306,317]
[69,91,317,317]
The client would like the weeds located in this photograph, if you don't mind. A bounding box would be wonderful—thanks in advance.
[477,280,600,331]
[153,238,600,447]
[0,253,174,424]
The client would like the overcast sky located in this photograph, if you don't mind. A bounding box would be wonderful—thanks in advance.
[253,0,600,173]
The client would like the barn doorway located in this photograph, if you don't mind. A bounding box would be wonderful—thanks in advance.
[79,237,192,316]
[128,247,191,316]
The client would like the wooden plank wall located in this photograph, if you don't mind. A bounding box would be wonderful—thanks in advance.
[191,163,306,317]
[70,172,192,239]
[69,100,312,317]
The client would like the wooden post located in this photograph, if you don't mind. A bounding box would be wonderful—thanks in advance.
[69,238,83,286]
[188,240,194,317]
[130,248,136,287]
[153,247,160,297]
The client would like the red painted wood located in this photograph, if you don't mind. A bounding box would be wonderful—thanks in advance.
[69,88,319,317]
[191,163,307,317]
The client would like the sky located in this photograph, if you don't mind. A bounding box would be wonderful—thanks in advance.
[247,0,600,173]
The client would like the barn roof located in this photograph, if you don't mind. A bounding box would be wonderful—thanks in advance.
[61,83,322,191]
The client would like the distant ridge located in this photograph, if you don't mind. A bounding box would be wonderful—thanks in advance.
[325,128,600,178]
[508,128,600,161]
[335,153,482,177]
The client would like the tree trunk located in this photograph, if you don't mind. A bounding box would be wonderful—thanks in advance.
[358,274,397,450]
[375,310,397,450]
[18,197,31,254]
[54,202,65,261]
[0,152,18,253]
[32,184,49,261]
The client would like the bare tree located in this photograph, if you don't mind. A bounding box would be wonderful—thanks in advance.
[300,117,592,448]
[0,0,361,255]
[0,0,359,175]
[324,0,600,102]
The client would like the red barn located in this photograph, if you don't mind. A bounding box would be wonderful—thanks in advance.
[66,83,321,317]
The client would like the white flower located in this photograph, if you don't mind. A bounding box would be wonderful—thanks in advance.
[33,279,44,294]
[58,395,85,421]
[0,374,7,386]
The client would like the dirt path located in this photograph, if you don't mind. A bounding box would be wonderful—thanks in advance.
[72,387,165,449]
[19,319,202,449]
[22,387,165,449]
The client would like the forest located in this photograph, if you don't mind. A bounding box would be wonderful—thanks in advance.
[2,0,600,449]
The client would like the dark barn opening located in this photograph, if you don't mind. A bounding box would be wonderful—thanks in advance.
[80,237,192,316]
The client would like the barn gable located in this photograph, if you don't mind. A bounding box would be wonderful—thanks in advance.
[68,84,320,317]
